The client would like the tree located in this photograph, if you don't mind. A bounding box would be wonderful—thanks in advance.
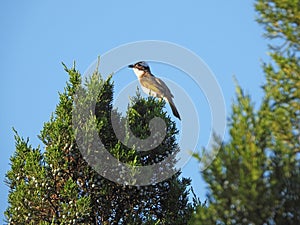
[5,63,193,224]
[190,0,300,224]
[255,0,300,223]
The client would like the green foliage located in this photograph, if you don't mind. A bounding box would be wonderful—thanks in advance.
[255,0,300,52]
[190,86,273,225]
[190,0,300,224]
[5,131,52,224]
[5,62,193,224]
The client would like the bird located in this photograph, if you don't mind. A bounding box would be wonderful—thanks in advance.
[128,61,181,120]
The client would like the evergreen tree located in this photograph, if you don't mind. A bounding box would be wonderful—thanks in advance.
[5,63,193,224]
[190,0,300,224]
[255,0,300,223]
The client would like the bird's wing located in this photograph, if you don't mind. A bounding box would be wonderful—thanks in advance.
[139,75,174,99]
[140,74,181,120]
[154,77,174,98]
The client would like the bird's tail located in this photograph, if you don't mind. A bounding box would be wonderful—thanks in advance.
[168,99,181,120]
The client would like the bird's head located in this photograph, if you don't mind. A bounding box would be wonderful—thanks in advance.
[128,61,151,78]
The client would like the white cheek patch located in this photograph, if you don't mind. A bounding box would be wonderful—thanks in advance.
[133,68,145,78]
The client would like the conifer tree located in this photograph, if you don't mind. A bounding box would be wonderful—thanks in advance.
[190,0,300,224]
[5,63,193,224]
[255,0,300,222]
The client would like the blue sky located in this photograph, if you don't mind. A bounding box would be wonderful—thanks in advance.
[1,0,269,222]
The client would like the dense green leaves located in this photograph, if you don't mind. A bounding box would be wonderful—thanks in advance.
[190,0,300,224]
[5,63,193,224]
[255,0,300,51]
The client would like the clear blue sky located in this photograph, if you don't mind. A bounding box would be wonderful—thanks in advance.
[0,0,269,222]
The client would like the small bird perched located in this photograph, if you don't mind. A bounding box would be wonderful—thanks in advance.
[128,61,181,120]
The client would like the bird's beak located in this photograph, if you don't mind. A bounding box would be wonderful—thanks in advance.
[128,64,134,68]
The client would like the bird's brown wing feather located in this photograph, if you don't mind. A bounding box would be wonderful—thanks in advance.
[169,100,181,120]
[139,75,173,99]
[154,77,174,98]
[139,75,181,120]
